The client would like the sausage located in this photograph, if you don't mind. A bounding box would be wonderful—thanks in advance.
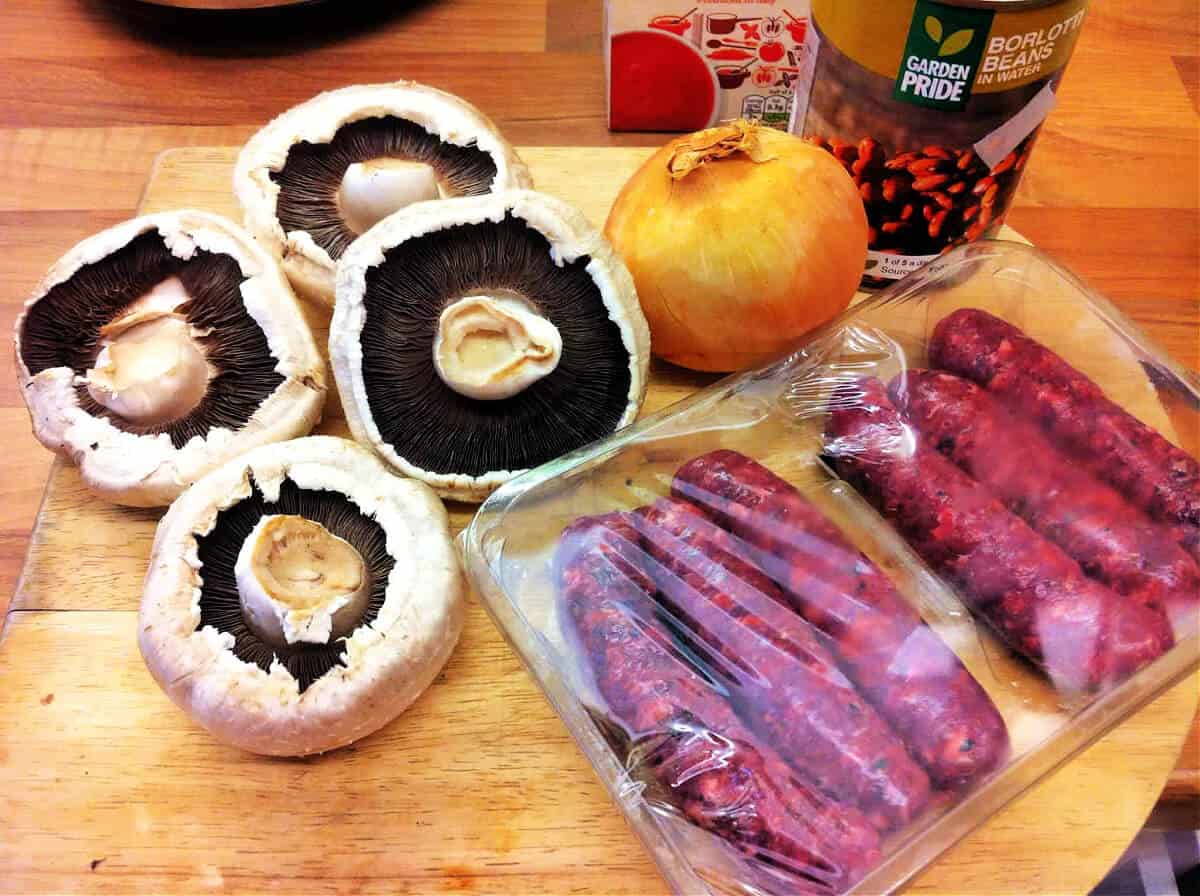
[633,498,932,831]
[555,514,881,893]
[895,370,1199,636]
[930,308,1200,559]
[823,378,1174,693]
[672,449,1009,790]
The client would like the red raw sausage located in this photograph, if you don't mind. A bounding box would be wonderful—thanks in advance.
[930,308,1200,560]
[555,514,881,893]
[672,449,1010,789]
[824,378,1174,693]
[895,370,1199,636]
[634,498,932,831]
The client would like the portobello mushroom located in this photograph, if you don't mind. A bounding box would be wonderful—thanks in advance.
[14,211,326,507]
[234,81,533,306]
[139,435,465,757]
[330,189,650,502]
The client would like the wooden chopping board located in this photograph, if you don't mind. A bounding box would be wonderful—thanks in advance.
[1,146,1196,896]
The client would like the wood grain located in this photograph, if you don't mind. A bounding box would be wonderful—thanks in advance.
[0,609,666,895]
[2,146,1197,896]
[2,607,1194,896]
[1164,720,1200,804]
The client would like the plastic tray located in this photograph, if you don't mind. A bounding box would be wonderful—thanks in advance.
[461,240,1200,895]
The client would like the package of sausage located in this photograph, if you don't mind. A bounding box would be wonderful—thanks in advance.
[462,240,1200,896]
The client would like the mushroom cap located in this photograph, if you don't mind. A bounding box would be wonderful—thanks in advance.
[234,81,534,306]
[13,210,327,507]
[139,435,466,757]
[331,189,650,502]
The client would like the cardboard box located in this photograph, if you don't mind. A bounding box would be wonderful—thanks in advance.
[606,1,810,132]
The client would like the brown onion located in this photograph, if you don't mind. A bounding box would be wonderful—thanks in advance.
[605,121,867,372]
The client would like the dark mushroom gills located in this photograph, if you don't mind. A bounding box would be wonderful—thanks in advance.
[19,230,285,449]
[272,116,499,260]
[330,189,647,501]
[15,211,326,507]
[357,214,632,478]
[195,476,394,693]
[139,436,465,755]
[236,82,533,307]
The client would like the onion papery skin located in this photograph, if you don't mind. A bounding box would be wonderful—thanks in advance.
[605,123,868,373]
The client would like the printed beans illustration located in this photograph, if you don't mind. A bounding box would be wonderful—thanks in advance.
[806,134,1035,262]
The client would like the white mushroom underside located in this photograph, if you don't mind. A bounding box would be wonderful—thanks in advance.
[83,276,214,424]
[432,292,562,400]
[337,158,448,236]
[235,514,369,647]
[328,189,650,501]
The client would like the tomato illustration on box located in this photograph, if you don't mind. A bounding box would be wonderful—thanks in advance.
[607,1,811,131]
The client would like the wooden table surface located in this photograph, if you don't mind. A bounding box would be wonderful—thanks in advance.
[0,0,1196,853]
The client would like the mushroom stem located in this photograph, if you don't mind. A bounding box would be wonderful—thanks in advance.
[235,515,370,648]
[433,292,563,400]
[337,158,445,235]
[83,276,213,425]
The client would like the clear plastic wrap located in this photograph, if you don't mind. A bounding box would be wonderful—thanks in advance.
[462,240,1200,895]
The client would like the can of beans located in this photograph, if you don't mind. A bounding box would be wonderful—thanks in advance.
[789,0,1088,287]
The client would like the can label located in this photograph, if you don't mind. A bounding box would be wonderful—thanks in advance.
[894,1,994,111]
[866,249,940,281]
[792,0,1088,286]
